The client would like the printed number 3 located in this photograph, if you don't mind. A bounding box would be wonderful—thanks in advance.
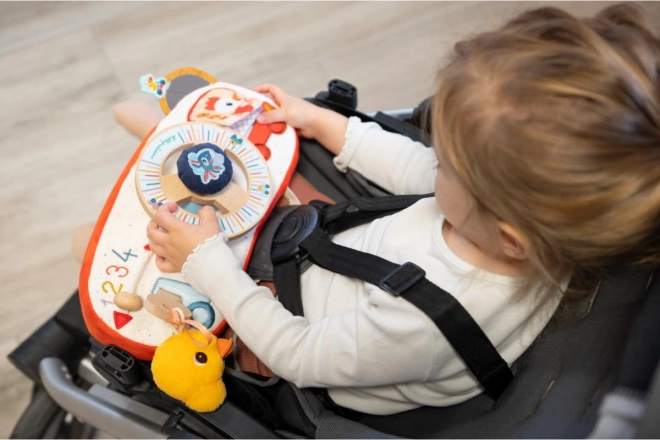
[106,265,129,278]
[102,281,124,295]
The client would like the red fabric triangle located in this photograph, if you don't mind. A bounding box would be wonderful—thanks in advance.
[113,311,133,330]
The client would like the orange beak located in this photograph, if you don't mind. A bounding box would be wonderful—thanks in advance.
[217,338,233,359]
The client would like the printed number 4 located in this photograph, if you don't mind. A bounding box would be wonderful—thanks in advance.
[112,249,137,262]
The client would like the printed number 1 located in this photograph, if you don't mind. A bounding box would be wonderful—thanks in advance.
[112,249,138,262]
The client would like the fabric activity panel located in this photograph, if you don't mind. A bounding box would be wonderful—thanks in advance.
[136,123,272,237]
[80,80,299,360]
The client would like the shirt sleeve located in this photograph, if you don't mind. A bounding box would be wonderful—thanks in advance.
[333,117,437,195]
[182,234,436,388]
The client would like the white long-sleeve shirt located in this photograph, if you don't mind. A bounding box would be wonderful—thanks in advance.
[182,117,561,415]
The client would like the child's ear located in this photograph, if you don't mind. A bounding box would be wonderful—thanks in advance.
[496,221,529,260]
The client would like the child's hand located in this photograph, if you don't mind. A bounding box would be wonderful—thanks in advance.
[147,203,221,272]
[254,83,348,156]
[253,84,323,139]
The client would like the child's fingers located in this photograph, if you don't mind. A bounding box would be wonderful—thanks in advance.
[198,206,218,226]
[253,83,281,94]
[146,220,168,242]
[154,204,180,231]
[155,256,178,273]
[148,240,167,257]
[252,85,271,101]
[253,83,285,105]
[252,83,270,93]
[257,107,286,124]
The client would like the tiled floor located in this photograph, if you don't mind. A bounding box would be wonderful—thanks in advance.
[1,1,659,436]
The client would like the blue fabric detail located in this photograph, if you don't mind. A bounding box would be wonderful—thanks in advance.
[150,279,217,330]
[177,143,233,195]
[179,200,204,215]
[188,301,216,329]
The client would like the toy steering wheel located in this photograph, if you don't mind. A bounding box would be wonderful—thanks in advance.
[136,122,273,238]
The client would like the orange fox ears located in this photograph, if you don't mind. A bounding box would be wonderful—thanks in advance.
[217,338,233,359]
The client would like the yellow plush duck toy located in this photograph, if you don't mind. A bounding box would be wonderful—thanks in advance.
[151,316,233,412]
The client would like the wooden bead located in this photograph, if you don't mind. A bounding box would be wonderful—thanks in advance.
[114,291,143,312]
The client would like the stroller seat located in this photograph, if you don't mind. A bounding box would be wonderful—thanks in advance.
[8,82,660,439]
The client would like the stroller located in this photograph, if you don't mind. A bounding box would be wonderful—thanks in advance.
[8,80,660,439]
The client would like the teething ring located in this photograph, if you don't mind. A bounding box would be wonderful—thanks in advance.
[136,122,273,238]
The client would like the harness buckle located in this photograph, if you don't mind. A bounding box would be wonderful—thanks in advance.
[379,262,426,296]
[271,205,320,264]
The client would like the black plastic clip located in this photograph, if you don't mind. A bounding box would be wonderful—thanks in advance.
[379,262,426,296]
[92,345,141,389]
[315,79,358,110]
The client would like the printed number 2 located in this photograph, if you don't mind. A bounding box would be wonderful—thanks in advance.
[102,281,124,295]
[112,249,137,262]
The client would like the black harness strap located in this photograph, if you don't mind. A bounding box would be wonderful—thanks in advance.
[272,258,304,317]
[298,228,513,400]
[312,193,432,235]
[272,195,513,400]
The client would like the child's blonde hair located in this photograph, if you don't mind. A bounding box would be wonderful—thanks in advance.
[433,3,660,296]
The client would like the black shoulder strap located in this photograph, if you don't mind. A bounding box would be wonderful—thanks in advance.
[272,194,513,400]
[312,193,433,234]
[295,228,513,401]
[274,194,429,318]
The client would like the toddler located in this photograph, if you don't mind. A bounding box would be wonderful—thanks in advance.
[142,3,660,415]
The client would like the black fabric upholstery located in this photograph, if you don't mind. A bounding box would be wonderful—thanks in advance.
[246,205,297,281]
[298,138,363,202]
[355,266,654,438]
[616,271,660,392]
[298,137,398,203]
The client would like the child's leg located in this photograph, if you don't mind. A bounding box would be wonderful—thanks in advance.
[112,101,163,139]
[72,223,94,263]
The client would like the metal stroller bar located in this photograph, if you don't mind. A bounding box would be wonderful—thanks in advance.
[365,108,415,118]
[39,357,168,439]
